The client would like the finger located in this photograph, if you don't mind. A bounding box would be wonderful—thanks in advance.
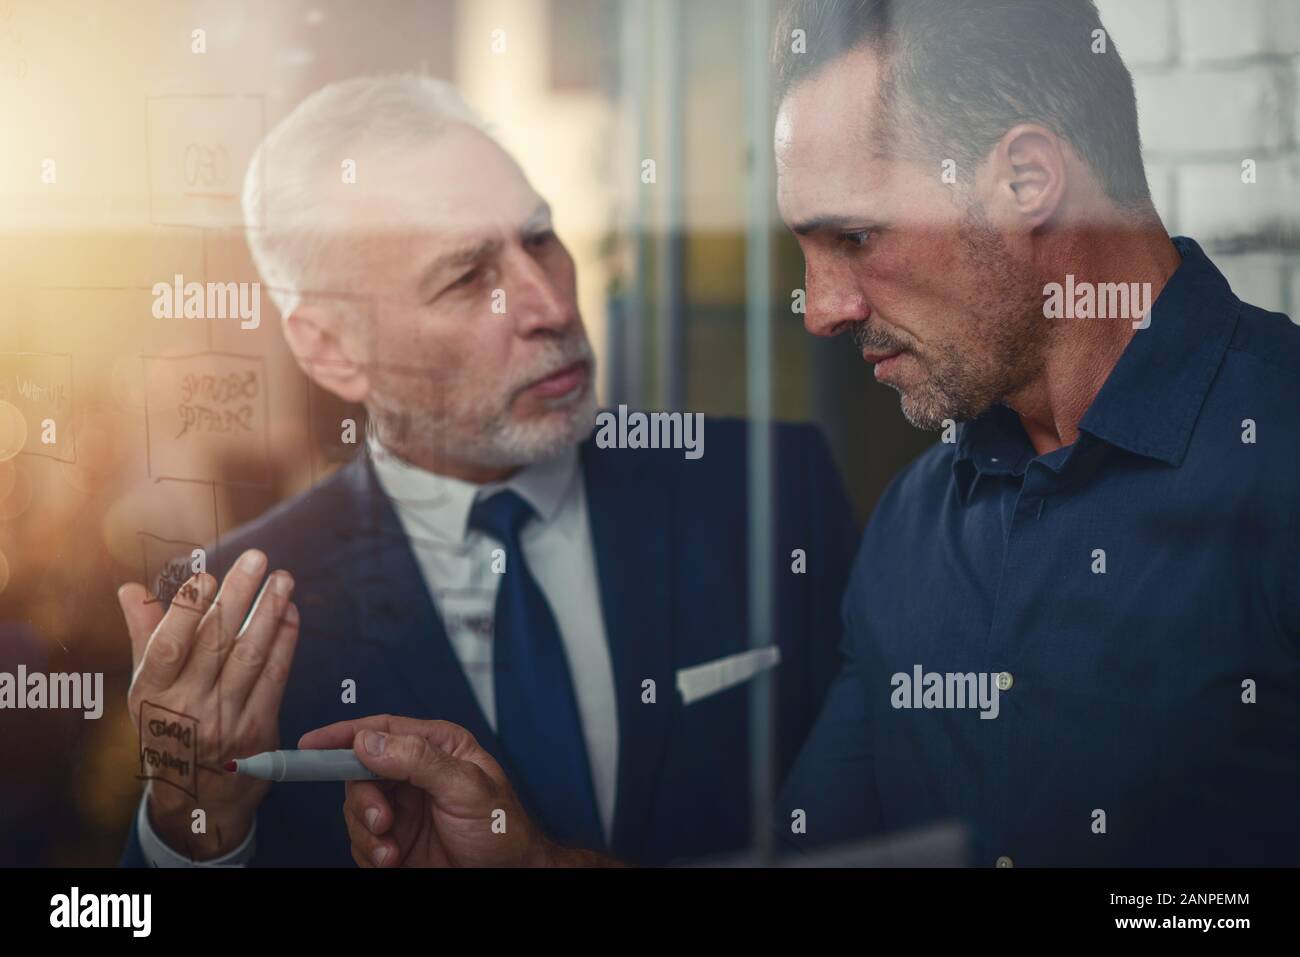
[299,714,400,750]
[379,718,507,787]
[302,715,482,757]
[118,582,165,672]
[219,571,294,710]
[342,791,400,867]
[133,573,216,695]
[344,780,394,837]
[353,729,490,801]
[241,600,300,730]
[391,781,453,867]
[189,549,268,689]
[300,716,480,760]
[349,835,399,868]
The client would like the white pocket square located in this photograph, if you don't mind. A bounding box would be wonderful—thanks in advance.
[675,646,782,705]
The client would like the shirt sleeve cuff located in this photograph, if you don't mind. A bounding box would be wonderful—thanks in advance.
[136,798,256,867]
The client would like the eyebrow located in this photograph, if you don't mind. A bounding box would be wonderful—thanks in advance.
[790,213,877,236]
[420,237,499,292]
[418,202,554,296]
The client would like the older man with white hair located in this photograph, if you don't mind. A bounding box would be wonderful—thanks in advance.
[117,74,857,867]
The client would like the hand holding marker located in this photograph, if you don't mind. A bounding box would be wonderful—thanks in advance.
[227,749,378,782]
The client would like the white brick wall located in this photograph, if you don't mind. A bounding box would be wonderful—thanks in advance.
[1132,66,1289,155]
[1096,0,1173,66]
[1293,56,1300,142]
[1179,0,1300,63]
[1175,156,1300,240]
[1097,0,1299,316]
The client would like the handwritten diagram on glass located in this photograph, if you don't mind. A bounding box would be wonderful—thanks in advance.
[142,351,271,487]
[0,352,76,463]
[146,94,266,229]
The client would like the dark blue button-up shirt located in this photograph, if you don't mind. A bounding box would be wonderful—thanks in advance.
[780,237,1300,866]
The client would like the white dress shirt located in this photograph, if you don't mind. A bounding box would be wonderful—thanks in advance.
[137,438,619,865]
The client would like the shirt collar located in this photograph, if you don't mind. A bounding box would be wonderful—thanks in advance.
[953,236,1239,499]
[367,435,579,543]
[954,404,1033,469]
[1076,236,1239,467]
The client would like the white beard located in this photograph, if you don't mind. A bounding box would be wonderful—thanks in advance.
[368,371,598,472]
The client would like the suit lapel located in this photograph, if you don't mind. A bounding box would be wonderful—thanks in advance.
[580,440,675,861]
[334,444,677,857]
[333,453,502,755]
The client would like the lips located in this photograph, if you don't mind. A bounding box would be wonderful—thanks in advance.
[861,349,902,364]
[525,360,589,398]
[864,349,907,381]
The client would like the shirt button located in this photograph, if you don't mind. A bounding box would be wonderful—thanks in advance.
[996,671,1014,691]
[996,855,1014,868]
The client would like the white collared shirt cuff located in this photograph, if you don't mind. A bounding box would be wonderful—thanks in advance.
[136,798,256,867]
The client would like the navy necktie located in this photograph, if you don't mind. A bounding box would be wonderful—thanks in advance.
[468,490,604,850]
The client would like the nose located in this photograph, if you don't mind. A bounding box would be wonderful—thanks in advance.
[803,261,869,338]
[506,245,575,336]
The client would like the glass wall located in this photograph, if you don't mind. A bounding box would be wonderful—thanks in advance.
[2,0,1294,867]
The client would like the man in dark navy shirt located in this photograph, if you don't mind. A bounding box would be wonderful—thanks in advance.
[772,0,1300,866]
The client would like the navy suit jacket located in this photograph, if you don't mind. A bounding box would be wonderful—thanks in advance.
[123,418,856,866]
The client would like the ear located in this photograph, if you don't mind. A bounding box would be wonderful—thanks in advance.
[282,304,371,404]
[986,123,1066,230]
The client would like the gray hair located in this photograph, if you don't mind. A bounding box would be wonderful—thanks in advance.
[242,74,488,319]
[773,0,1153,211]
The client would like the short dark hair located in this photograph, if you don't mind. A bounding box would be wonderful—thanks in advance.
[773,0,1152,209]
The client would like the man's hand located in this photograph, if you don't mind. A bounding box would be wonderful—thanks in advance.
[299,715,618,868]
[118,549,300,860]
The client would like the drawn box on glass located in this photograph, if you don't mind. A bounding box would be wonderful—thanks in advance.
[142,353,272,487]
[138,701,199,799]
[138,533,205,606]
[0,352,75,463]
[147,94,266,229]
